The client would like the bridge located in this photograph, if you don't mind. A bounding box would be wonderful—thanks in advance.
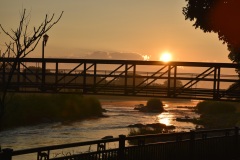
[0,58,239,101]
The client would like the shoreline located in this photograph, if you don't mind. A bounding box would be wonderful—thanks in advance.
[92,95,193,102]
[94,95,195,108]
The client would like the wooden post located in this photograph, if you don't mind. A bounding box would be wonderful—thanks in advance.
[2,60,5,85]
[94,63,97,93]
[132,64,136,95]
[235,127,239,158]
[55,62,58,92]
[2,148,13,160]
[17,60,20,91]
[118,135,126,160]
[190,130,195,160]
[42,60,46,91]
[124,64,128,95]
[167,65,171,97]
[83,62,86,93]
[42,40,45,91]
[173,66,177,97]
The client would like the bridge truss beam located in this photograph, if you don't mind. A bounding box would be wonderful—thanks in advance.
[0,58,239,101]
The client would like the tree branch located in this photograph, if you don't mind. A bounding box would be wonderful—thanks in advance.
[0,9,64,119]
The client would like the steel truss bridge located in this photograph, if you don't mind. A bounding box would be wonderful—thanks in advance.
[0,58,239,101]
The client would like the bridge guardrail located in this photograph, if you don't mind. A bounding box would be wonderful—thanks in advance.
[0,127,239,160]
[0,58,239,101]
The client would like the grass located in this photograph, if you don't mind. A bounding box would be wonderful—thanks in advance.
[0,94,103,129]
[127,123,175,145]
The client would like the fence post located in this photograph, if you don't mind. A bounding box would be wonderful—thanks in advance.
[190,130,195,160]
[2,148,13,160]
[235,127,239,158]
[118,135,126,160]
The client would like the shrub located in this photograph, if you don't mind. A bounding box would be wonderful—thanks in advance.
[128,124,174,145]
[1,94,103,129]
[146,98,164,112]
[196,101,236,114]
[194,101,240,129]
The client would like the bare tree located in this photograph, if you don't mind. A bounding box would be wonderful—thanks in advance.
[0,9,63,119]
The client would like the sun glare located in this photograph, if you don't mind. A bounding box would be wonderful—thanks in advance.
[142,55,150,61]
[157,113,172,126]
[160,52,172,62]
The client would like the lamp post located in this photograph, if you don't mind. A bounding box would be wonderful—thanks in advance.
[42,34,49,59]
[42,34,49,91]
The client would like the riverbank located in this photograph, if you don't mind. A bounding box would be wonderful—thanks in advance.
[0,98,199,150]
[0,94,103,130]
[179,100,240,130]
[0,94,190,130]
[95,95,192,102]
[1,96,239,153]
[95,95,193,109]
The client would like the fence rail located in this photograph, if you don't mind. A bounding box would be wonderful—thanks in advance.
[1,127,239,160]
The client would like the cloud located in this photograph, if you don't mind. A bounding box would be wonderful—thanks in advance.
[81,51,145,60]
[46,48,150,61]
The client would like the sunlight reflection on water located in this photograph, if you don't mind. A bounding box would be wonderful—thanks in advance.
[155,104,173,126]
[0,99,200,152]
[157,112,173,126]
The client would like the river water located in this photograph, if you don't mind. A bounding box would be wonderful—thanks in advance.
[0,98,200,152]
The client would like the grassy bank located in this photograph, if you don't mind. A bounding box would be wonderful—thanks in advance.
[195,101,240,129]
[0,94,103,129]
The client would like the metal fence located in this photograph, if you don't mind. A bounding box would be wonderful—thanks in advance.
[1,127,239,160]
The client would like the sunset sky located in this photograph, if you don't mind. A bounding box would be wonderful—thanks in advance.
[0,0,230,62]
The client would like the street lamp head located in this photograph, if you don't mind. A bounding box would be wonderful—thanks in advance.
[43,34,49,46]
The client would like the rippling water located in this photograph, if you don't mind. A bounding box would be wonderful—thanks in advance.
[0,98,200,151]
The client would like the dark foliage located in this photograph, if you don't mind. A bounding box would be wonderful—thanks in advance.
[194,101,240,129]
[183,0,240,65]
[196,100,236,114]
[0,94,103,129]
[0,9,63,119]
[146,98,164,112]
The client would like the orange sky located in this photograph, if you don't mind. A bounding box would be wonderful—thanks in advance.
[0,0,230,62]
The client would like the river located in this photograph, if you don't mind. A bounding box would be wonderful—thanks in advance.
[0,97,200,152]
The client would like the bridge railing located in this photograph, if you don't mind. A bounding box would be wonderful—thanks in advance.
[1,127,239,160]
[0,58,239,101]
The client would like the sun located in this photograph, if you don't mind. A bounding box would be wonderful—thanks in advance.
[160,52,172,62]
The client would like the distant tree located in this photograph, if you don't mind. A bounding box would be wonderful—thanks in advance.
[0,9,63,119]
[162,79,183,88]
[183,0,240,68]
[114,73,145,86]
[226,81,240,100]
[23,66,51,73]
